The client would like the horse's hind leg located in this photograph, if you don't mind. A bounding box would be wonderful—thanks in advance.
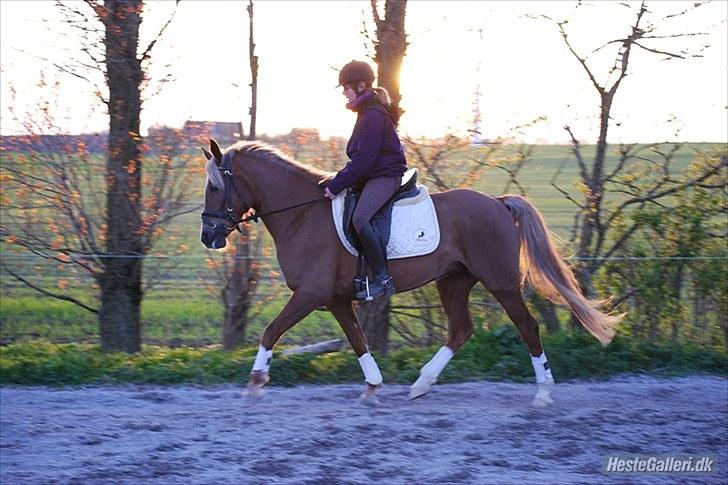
[491,288,555,407]
[409,273,477,400]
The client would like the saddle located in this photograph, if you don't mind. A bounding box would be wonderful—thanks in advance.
[342,168,420,253]
[331,168,440,261]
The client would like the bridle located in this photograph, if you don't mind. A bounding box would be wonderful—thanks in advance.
[201,155,247,234]
[201,155,327,235]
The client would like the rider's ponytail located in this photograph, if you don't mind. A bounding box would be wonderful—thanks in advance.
[372,87,392,109]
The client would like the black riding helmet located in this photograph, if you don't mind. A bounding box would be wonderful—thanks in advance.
[338,60,375,88]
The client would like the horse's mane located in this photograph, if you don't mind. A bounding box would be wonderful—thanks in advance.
[223,140,330,184]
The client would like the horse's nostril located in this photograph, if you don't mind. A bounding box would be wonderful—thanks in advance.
[201,233,210,245]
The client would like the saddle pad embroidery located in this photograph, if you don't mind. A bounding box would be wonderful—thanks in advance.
[332,185,440,259]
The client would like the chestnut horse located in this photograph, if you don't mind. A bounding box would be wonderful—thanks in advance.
[200,139,622,406]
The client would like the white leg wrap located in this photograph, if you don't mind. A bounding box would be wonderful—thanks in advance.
[252,345,273,373]
[420,346,454,379]
[358,352,383,386]
[531,352,553,384]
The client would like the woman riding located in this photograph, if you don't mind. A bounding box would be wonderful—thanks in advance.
[323,60,407,300]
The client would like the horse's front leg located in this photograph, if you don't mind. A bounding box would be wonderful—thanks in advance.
[328,298,383,406]
[248,290,323,395]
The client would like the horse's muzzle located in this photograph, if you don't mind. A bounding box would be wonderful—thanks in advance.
[200,223,228,249]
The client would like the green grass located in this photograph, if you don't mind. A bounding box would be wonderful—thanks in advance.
[0,292,345,347]
[2,326,724,386]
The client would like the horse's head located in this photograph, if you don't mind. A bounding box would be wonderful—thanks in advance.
[200,139,251,249]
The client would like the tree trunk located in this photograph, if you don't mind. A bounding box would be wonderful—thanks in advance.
[361,0,408,354]
[571,93,613,331]
[100,275,141,352]
[221,230,257,350]
[247,0,257,140]
[372,0,407,126]
[218,0,260,351]
[357,298,390,355]
[100,0,144,353]
[669,262,685,343]
[526,289,561,334]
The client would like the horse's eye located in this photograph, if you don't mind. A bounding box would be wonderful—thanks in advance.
[210,186,219,193]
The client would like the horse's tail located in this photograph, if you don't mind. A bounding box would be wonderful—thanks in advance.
[498,194,623,345]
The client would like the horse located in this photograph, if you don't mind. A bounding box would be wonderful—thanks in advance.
[200,139,622,406]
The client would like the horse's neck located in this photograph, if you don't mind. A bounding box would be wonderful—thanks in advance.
[241,155,323,238]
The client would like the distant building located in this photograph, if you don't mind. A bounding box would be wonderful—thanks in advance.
[289,128,320,143]
[182,121,244,141]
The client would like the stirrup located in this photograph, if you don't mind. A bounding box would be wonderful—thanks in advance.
[353,275,395,301]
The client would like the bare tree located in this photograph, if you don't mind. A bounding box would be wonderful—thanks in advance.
[216,0,262,350]
[538,1,724,307]
[1,0,187,353]
[354,0,408,355]
[247,0,258,140]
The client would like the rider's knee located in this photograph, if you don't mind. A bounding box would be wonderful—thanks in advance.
[352,215,370,234]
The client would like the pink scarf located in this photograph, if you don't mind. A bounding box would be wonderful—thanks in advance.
[346,89,376,112]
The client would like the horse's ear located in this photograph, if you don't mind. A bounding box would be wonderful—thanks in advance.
[209,139,223,161]
[201,147,212,161]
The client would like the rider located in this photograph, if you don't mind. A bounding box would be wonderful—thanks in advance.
[323,60,407,299]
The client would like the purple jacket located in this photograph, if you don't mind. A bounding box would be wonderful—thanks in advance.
[326,92,407,195]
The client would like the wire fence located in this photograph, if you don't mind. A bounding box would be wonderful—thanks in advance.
[2,253,725,261]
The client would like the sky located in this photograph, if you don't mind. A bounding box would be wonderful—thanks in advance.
[1,0,726,143]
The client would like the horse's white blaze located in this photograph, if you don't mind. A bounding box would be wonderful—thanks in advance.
[358,352,383,386]
[252,345,273,373]
[205,158,225,190]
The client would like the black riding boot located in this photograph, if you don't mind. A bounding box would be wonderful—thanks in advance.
[354,224,395,300]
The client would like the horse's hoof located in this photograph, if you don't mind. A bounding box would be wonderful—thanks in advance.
[245,370,269,398]
[358,383,381,407]
[249,370,270,387]
[244,384,265,399]
[531,378,555,408]
[408,374,435,400]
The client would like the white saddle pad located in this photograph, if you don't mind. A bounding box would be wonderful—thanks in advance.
[332,185,440,260]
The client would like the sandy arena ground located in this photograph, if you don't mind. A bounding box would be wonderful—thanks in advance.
[1,375,726,484]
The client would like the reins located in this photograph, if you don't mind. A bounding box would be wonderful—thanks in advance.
[238,197,326,225]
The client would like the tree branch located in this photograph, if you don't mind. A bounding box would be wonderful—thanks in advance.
[2,264,98,314]
[564,125,590,183]
[370,0,382,31]
[538,14,604,93]
[139,0,181,64]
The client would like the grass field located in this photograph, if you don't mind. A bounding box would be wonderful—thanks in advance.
[1,141,724,347]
